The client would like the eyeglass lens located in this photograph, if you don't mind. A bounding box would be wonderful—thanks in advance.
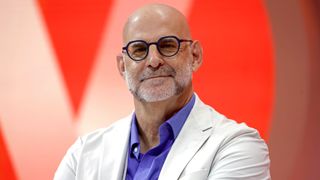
[127,37,179,61]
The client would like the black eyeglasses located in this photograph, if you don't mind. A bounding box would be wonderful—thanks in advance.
[122,35,193,61]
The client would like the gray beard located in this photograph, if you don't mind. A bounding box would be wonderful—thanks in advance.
[124,64,192,102]
[129,78,184,102]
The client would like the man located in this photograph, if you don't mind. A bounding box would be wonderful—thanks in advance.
[54,4,270,180]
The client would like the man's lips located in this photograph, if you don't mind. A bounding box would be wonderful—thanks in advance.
[141,75,173,82]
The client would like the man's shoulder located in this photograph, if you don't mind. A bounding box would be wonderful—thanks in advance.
[54,115,132,179]
[190,95,270,179]
[194,95,263,142]
[63,115,132,161]
[79,115,132,144]
[212,114,261,143]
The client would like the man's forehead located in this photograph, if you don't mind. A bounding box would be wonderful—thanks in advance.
[123,4,190,43]
[124,21,183,42]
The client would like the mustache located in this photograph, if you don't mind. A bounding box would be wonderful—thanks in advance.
[140,65,176,81]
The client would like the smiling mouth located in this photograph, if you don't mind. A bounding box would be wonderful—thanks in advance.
[142,75,173,82]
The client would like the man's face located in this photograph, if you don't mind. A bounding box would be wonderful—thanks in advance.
[121,9,195,102]
[123,40,193,102]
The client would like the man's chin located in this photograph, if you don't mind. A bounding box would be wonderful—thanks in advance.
[135,91,176,103]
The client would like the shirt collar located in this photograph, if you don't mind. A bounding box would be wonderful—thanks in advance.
[165,94,195,139]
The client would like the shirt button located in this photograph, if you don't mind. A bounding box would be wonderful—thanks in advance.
[134,147,138,153]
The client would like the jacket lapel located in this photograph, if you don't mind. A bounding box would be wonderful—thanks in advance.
[100,116,132,180]
[158,97,213,180]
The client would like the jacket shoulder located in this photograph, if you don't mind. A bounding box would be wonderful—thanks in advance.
[201,107,270,179]
[80,116,131,144]
[54,116,132,179]
[194,95,261,141]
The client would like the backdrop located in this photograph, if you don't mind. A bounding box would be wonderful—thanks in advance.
[1,0,319,179]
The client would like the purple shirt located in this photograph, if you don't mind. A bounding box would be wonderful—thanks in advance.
[126,94,195,180]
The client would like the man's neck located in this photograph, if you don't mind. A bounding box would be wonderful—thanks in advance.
[134,87,193,153]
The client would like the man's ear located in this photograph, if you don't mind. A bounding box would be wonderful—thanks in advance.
[116,53,126,79]
[190,40,203,72]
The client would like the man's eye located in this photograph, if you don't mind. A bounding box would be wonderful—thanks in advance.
[131,47,147,56]
[133,47,146,52]
[161,43,176,48]
[160,43,178,53]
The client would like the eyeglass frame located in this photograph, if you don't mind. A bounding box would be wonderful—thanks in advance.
[122,35,193,61]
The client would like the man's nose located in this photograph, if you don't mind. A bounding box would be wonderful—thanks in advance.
[145,44,164,68]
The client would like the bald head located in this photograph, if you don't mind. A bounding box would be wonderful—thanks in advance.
[123,4,191,43]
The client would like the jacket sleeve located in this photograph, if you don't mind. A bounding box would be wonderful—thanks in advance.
[208,129,271,180]
[54,137,83,180]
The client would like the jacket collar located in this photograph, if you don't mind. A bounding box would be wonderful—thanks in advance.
[158,94,214,180]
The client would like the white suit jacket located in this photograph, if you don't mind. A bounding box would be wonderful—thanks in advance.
[54,95,270,180]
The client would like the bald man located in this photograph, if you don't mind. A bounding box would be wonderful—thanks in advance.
[54,4,270,180]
